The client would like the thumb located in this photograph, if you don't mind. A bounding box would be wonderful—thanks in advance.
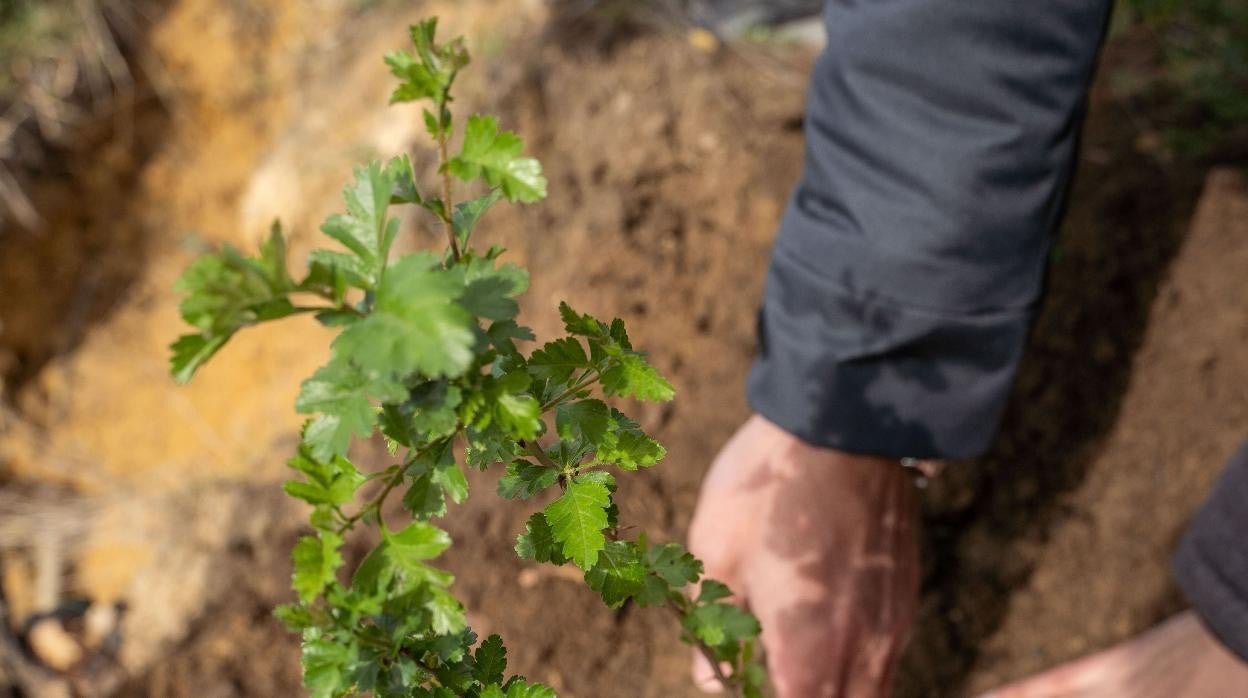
[689,574,749,693]
[687,511,751,693]
[692,651,728,693]
[685,415,776,692]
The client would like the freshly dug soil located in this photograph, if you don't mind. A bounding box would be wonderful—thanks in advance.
[2,2,1242,696]
[958,169,1248,694]
[895,53,1248,693]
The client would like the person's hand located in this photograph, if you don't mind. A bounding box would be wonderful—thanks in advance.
[687,414,921,697]
[977,611,1248,698]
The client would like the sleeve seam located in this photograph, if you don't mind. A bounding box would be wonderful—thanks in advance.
[771,236,1042,322]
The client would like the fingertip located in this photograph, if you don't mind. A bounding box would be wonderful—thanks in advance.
[691,648,725,693]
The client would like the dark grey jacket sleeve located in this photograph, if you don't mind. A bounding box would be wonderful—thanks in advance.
[1173,441,1248,661]
[748,2,1112,458]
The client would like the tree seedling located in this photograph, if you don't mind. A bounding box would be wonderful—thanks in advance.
[170,19,765,697]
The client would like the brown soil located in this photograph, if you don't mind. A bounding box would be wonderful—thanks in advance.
[896,52,1232,694]
[2,2,1244,696]
[959,168,1248,693]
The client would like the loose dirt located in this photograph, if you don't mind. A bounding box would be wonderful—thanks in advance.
[1,1,1243,696]
[956,169,1248,694]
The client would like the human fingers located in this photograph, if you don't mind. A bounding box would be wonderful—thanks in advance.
[688,419,781,692]
[743,446,919,698]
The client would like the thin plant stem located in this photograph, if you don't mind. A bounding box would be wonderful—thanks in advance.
[666,601,740,697]
[539,368,600,412]
[522,439,561,471]
[438,132,461,261]
[335,443,443,534]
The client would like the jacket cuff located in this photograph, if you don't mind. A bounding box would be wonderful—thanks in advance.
[1172,442,1248,662]
[746,239,1033,460]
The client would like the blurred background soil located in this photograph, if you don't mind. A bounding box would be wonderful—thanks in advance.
[0,1,1246,696]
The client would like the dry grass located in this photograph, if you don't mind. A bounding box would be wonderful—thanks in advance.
[0,0,158,232]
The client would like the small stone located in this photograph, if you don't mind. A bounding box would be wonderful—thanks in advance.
[27,618,82,671]
[83,602,118,650]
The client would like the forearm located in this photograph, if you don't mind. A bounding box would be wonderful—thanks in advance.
[750,1,1113,458]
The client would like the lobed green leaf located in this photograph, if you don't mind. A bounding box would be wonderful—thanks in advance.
[601,353,675,402]
[425,586,467,635]
[555,399,610,445]
[462,371,541,442]
[332,254,476,380]
[473,635,508,686]
[459,257,528,322]
[292,532,344,604]
[514,512,567,565]
[386,49,440,104]
[301,631,354,698]
[647,543,703,587]
[584,540,646,608]
[496,460,559,500]
[169,333,228,384]
[698,579,734,604]
[528,337,590,385]
[169,225,300,382]
[296,359,405,461]
[273,603,315,630]
[453,189,503,248]
[447,115,547,203]
[305,249,370,295]
[543,478,611,570]
[402,471,449,520]
[403,441,470,513]
[385,521,452,563]
[683,602,761,658]
[465,425,521,469]
[486,319,536,357]
[595,409,666,470]
[480,679,556,698]
[284,450,366,507]
[318,160,403,286]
